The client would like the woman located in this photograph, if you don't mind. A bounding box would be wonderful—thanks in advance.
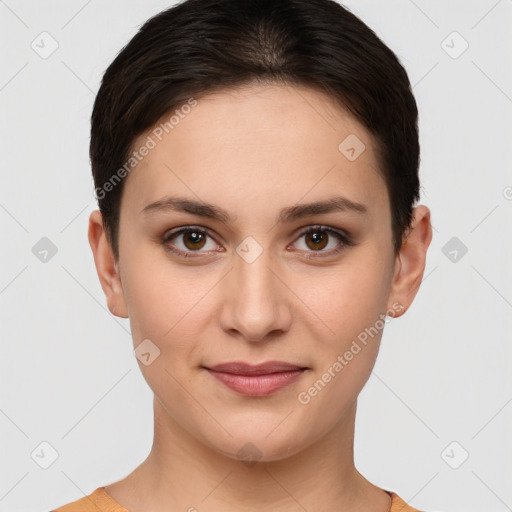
[53,0,432,510]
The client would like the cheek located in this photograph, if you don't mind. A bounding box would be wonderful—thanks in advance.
[293,258,390,343]
[295,283,385,425]
[120,248,218,352]
[123,264,205,393]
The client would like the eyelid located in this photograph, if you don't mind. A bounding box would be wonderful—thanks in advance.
[162,225,223,257]
[288,225,354,258]
[161,224,353,258]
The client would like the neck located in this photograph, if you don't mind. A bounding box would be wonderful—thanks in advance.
[105,396,391,512]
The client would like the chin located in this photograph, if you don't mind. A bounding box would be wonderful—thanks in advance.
[204,425,310,465]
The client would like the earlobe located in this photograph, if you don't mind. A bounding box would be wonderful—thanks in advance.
[87,210,129,319]
[387,205,432,318]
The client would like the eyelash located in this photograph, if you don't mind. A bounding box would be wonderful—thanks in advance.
[161,225,354,259]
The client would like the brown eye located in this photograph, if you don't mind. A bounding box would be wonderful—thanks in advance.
[292,225,353,257]
[304,230,329,251]
[163,227,220,257]
[181,230,207,250]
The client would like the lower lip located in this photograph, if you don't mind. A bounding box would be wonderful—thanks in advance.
[205,369,306,396]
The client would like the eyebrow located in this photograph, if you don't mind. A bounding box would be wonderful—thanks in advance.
[140,195,368,224]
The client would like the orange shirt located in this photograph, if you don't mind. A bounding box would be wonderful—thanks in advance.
[51,486,423,511]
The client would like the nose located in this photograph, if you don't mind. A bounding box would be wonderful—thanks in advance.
[218,248,293,343]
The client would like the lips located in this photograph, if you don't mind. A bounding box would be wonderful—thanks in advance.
[203,361,308,396]
[206,361,306,375]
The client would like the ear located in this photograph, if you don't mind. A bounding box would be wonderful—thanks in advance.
[88,209,129,318]
[387,205,432,318]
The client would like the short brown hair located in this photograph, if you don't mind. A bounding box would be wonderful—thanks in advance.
[90,0,420,261]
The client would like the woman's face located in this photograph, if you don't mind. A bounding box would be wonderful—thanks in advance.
[113,83,402,461]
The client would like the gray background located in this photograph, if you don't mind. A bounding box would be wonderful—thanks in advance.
[1,1,511,511]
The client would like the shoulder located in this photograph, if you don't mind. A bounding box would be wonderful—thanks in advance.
[50,487,430,512]
[389,492,425,512]
[50,486,128,512]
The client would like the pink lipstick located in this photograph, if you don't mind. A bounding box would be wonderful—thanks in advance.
[203,361,307,396]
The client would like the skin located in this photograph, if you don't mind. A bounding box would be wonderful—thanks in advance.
[88,82,432,512]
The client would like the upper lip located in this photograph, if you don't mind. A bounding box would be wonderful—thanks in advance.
[204,361,307,376]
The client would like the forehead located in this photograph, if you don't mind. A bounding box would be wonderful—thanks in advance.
[121,83,388,226]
